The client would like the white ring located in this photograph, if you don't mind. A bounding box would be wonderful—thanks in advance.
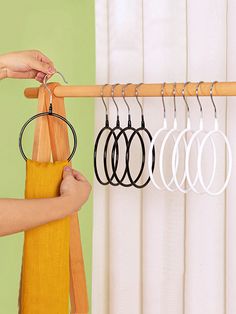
[185,129,217,194]
[186,130,217,194]
[148,127,178,190]
[159,128,181,191]
[148,127,166,190]
[172,128,197,193]
[197,129,232,195]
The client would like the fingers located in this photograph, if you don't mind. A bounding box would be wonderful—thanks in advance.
[32,51,56,82]
[36,51,54,66]
[6,69,48,83]
[72,169,87,182]
[63,166,88,182]
[28,59,55,76]
[35,72,47,83]
[63,166,74,179]
[34,50,56,70]
[6,69,37,79]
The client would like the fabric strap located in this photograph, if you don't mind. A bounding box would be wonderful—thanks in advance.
[19,159,70,314]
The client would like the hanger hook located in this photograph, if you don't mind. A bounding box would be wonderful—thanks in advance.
[111,84,121,125]
[135,83,144,115]
[43,71,68,113]
[173,82,177,119]
[210,81,218,120]
[100,83,110,127]
[161,82,167,119]
[196,81,204,116]
[135,83,145,127]
[100,84,110,114]
[122,83,132,125]
[182,81,190,117]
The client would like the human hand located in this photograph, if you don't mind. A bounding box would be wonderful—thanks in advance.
[0,50,56,82]
[60,166,92,213]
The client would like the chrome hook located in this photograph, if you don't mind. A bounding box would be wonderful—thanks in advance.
[182,81,190,115]
[161,82,167,120]
[100,83,110,127]
[196,81,204,117]
[111,83,121,126]
[173,82,177,119]
[122,83,132,126]
[210,81,218,120]
[43,71,68,113]
[135,83,145,127]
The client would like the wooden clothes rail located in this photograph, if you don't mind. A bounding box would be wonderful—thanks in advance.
[24,82,236,98]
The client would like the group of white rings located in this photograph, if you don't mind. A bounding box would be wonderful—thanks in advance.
[147,81,232,196]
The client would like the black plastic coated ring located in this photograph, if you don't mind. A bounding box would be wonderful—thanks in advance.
[126,127,155,188]
[94,126,119,185]
[111,127,145,187]
[19,112,77,162]
[103,126,128,186]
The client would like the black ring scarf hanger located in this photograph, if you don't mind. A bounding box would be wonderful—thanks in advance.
[125,83,155,188]
[103,84,129,186]
[93,83,154,188]
[19,71,77,162]
[93,84,116,185]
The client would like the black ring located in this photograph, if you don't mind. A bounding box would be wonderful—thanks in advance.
[103,126,128,186]
[126,127,155,188]
[110,126,146,187]
[94,126,119,185]
[19,112,77,162]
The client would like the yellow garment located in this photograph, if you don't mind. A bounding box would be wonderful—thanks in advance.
[19,159,70,314]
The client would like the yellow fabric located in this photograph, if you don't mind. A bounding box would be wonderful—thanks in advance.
[20,159,70,314]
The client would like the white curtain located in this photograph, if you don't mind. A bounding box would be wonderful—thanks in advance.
[92,1,236,313]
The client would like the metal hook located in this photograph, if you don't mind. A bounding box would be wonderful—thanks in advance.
[135,83,145,127]
[100,83,109,114]
[135,83,144,115]
[182,81,190,117]
[111,83,121,126]
[210,81,218,120]
[161,82,167,119]
[43,71,68,113]
[196,81,204,115]
[173,82,177,118]
[122,83,132,126]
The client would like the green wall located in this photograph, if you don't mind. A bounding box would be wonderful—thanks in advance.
[0,1,95,313]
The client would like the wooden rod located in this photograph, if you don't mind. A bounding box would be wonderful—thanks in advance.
[24,82,236,99]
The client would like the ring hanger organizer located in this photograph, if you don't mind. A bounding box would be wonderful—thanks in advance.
[23,80,233,195]
[19,71,77,162]
[93,81,232,194]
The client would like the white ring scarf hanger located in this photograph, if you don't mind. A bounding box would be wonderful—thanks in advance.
[185,81,217,194]
[148,82,180,191]
[197,81,232,195]
[171,82,201,193]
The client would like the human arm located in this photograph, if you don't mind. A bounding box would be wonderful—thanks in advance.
[0,166,92,237]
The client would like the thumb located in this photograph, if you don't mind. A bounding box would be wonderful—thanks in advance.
[29,60,55,75]
[63,166,73,179]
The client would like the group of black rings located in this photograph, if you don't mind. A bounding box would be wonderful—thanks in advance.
[93,83,156,189]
